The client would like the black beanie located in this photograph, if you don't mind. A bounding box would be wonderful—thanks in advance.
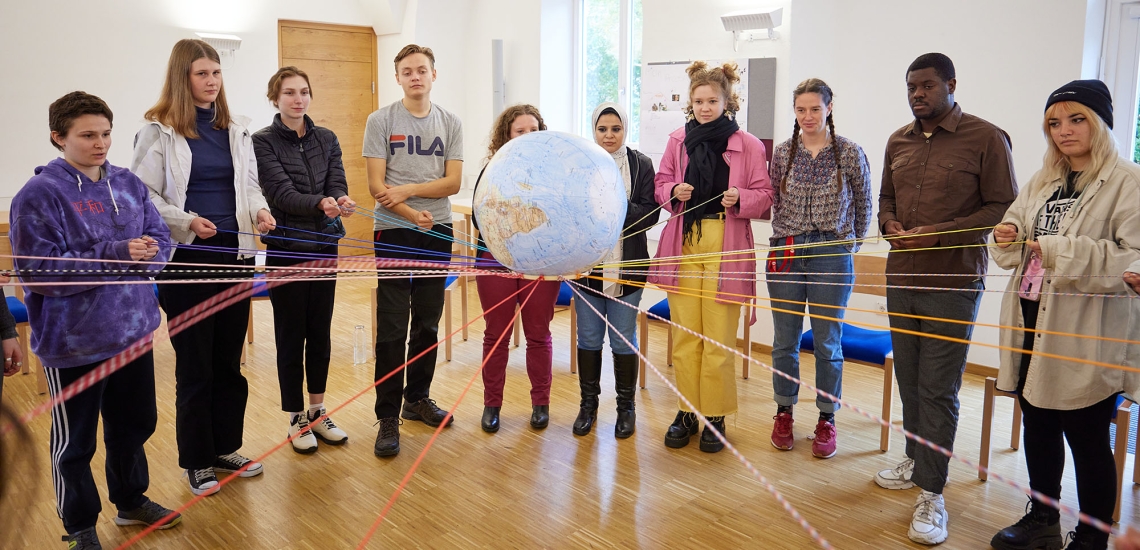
[1044,79,1114,129]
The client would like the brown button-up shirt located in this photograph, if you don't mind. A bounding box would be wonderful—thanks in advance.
[878,103,1018,289]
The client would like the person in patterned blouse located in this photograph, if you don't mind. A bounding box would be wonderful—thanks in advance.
[765,78,871,459]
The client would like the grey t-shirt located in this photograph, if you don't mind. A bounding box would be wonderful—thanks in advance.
[362,100,464,231]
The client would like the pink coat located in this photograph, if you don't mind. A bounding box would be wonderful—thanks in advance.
[648,127,774,323]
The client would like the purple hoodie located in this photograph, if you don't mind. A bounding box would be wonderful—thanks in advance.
[10,158,171,369]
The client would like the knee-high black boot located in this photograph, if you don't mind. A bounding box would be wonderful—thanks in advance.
[573,349,602,436]
[613,353,638,439]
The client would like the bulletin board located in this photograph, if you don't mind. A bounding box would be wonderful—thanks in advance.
[639,57,776,166]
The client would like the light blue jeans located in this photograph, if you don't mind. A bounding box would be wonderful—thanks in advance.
[766,232,854,414]
[574,288,644,355]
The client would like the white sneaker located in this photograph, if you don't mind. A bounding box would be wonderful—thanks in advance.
[309,407,349,445]
[874,457,916,490]
[909,490,948,545]
[289,413,318,454]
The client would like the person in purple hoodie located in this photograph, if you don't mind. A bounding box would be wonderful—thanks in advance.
[10,91,178,550]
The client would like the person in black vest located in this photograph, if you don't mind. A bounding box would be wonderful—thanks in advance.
[253,66,356,455]
[571,102,657,439]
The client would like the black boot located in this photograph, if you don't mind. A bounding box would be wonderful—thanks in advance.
[573,348,602,436]
[699,416,726,453]
[481,406,500,433]
[531,405,549,429]
[664,410,698,448]
[613,353,638,439]
[1065,523,1109,550]
[990,498,1062,550]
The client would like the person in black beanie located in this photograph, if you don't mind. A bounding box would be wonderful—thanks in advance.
[989,79,1140,550]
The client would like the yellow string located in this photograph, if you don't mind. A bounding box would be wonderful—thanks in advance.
[586,275,1140,372]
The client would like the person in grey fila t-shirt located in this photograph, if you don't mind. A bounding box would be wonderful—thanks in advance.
[363,43,463,458]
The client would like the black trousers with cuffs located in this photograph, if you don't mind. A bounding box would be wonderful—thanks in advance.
[373,224,452,419]
[158,233,253,470]
[266,244,338,412]
[46,351,157,534]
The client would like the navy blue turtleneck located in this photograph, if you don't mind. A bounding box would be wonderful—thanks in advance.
[184,105,238,232]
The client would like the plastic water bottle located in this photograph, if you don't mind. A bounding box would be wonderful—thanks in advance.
[353,325,367,365]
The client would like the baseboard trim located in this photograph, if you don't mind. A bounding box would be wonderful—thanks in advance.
[736,339,999,379]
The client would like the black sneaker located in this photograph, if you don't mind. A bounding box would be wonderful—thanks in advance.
[990,499,1061,550]
[185,467,219,496]
[664,410,698,448]
[1064,526,1108,549]
[114,498,182,530]
[62,527,102,549]
[213,452,264,477]
[699,416,726,453]
[401,398,454,427]
[374,417,401,457]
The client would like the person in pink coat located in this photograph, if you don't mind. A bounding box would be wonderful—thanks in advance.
[649,60,774,453]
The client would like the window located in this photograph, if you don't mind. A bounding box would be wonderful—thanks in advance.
[1101,0,1140,160]
[579,0,643,145]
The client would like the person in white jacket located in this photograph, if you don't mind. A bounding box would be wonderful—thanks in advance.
[130,39,275,498]
[989,80,1140,550]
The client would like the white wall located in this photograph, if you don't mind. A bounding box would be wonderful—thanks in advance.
[784,0,1098,368]
[0,0,396,208]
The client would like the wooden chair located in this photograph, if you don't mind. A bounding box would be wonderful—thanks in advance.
[8,291,43,394]
[798,255,894,452]
[980,378,1134,522]
[634,297,752,390]
[243,272,271,364]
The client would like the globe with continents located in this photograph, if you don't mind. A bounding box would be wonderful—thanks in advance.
[473,131,626,277]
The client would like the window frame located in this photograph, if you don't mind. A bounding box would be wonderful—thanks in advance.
[1100,0,1140,155]
[577,0,642,149]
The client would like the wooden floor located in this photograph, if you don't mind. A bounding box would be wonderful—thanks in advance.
[2,276,1138,549]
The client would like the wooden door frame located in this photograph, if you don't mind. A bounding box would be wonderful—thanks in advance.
[277,19,379,113]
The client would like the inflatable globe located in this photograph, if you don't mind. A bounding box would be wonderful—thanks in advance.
[473,131,627,277]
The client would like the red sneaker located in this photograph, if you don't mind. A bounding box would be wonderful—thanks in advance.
[771,411,794,450]
[812,419,837,458]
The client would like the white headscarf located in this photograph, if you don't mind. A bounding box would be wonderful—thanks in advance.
[591,102,632,296]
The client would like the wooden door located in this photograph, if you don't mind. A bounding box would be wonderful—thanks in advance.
[279,21,378,255]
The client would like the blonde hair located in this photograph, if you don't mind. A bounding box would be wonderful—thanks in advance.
[144,39,232,138]
[1042,101,1120,193]
[683,61,742,119]
[485,104,546,161]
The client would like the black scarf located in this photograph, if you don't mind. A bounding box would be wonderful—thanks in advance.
[681,115,739,245]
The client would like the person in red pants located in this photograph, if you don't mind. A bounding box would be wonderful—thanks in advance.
[471,104,561,433]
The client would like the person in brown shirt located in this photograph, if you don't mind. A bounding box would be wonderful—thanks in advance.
[871,52,1017,546]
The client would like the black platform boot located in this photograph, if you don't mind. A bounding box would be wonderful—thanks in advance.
[572,348,602,436]
[613,353,638,439]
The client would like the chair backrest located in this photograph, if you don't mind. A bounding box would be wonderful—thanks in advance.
[853,255,887,298]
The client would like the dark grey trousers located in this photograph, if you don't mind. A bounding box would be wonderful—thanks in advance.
[887,282,983,494]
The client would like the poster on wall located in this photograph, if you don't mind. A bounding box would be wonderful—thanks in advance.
[639,58,750,159]
[639,57,777,171]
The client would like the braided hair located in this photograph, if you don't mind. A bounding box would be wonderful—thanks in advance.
[781,78,843,196]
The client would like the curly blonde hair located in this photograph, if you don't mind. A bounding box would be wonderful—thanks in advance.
[485,104,547,161]
[683,60,742,119]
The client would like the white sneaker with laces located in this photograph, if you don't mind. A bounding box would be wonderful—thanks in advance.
[309,406,349,445]
[289,413,318,454]
[874,457,916,490]
[909,490,948,545]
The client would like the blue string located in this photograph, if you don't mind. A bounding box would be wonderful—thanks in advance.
[353,205,489,253]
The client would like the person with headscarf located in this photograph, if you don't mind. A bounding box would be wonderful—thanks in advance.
[571,102,657,439]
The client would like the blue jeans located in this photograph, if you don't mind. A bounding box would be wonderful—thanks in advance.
[766,232,854,414]
[574,288,643,355]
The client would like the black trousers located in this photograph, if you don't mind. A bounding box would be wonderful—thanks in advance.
[373,225,452,419]
[267,245,338,412]
[1017,299,1117,538]
[46,352,157,534]
[159,234,252,469]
